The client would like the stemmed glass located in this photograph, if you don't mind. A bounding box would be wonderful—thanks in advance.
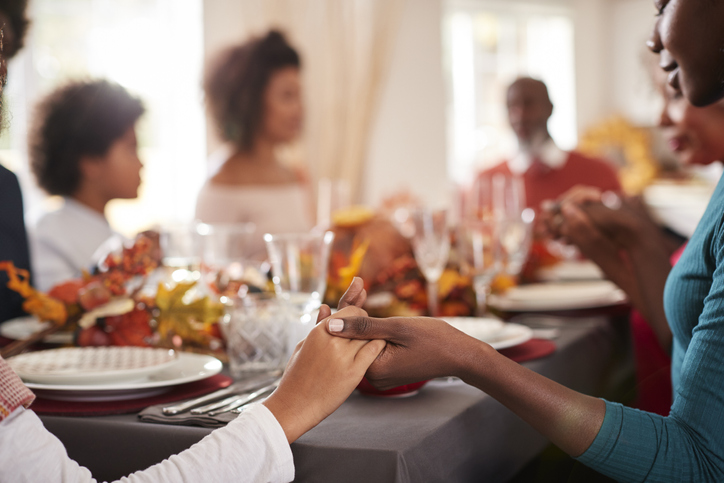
[264,231,335,345]
[410,209,450,316]
[491,174,535,277]
[457,219,501,316]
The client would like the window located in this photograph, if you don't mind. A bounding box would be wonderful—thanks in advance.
[444,0,577,183]
[0,0,205,236]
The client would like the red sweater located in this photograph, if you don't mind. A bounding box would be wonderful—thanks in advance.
[477,151,621,210]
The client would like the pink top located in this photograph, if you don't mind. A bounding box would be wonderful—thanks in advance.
[195,182,314,258]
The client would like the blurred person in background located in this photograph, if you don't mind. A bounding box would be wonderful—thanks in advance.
[29,79,144,291]
[544,82,724,416]
[196,30,313,258]
[473,77,621,213]
[0,0,31,323]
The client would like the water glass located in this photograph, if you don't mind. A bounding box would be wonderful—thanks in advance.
[224,294,291,379]
[264,231,335,317]
[196,223,257,297]
[159,222,202,283]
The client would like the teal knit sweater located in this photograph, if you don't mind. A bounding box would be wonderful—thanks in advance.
[577,176,724,482]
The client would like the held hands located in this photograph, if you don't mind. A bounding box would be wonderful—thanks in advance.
[542,186,651,250]
[262,279,384,443]
[326,313,488,390]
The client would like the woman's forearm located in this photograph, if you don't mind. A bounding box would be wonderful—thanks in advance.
[456,340,606,457]
[627,237,673,352]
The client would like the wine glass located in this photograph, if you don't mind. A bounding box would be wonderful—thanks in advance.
[264,231,335,346]
[456,220,501,316]
[196,223,257,298]
[491,174,534,277]
[410,209,450,316]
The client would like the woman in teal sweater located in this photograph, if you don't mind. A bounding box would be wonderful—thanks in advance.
[324,1,724,480]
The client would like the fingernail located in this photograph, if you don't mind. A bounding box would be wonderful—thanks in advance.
[328,318,344,332]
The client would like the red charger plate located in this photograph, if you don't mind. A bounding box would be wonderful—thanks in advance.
[356,377,428,397]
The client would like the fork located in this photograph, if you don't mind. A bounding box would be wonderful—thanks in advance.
[162,373,280,415]
[206,383,279,416]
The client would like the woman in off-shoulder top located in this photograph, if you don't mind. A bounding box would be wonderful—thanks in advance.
[196,30,314,258]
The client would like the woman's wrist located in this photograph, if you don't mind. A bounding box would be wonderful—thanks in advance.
[452,335,498,385]
[263,393,308,444]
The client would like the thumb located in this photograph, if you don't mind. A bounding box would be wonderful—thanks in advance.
[327,315,400,341]
[316,304,332,325]
[354,339,386,368]
[338,277,367,309]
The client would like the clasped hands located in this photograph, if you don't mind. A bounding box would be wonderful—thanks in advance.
[538,185,651,253]
[263,278,489,443]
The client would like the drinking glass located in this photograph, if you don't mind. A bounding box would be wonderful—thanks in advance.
[196,223,257,298]
[491,174,534,277]
[316,178,351,229]
[499,209,535,276]
[264,231,335,346]
[159,222,202,283]
[224,293,291,379]
[410,209,450,316]
[457,220,501,316]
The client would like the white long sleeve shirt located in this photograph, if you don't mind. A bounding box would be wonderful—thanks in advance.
[30,197,117,292]
[0,404,295,482]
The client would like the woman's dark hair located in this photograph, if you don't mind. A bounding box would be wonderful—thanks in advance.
[204,30,300,150]
[30,79,145,196]
[0,0,30,59]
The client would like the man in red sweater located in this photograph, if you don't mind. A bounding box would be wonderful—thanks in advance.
[476,77,620,211]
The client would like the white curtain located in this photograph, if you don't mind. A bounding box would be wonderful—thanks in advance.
[231,0,408,203]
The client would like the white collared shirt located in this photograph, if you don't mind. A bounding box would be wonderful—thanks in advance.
[30,198,117,291]
[507,138,568,175]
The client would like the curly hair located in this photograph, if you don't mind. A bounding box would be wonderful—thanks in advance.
[0,0,30,59]
[204,30,300,150]
[30,79,145,196]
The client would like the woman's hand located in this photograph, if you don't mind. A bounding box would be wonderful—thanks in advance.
[263,303,385,443]
[326,315,486,389]
[326,311,606,457]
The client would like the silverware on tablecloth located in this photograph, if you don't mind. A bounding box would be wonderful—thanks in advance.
[207,383,279,416]
[162,373,280,415]
[231,396,270,414]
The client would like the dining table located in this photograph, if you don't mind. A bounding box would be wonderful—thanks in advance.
[37,312,633,483]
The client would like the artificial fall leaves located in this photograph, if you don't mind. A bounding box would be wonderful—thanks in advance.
[155,282,225,346]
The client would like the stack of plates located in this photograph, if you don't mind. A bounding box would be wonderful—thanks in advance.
[443,317,532,349]
[7,346,222,401]
[537,261,604,282]
[488,280,627,312]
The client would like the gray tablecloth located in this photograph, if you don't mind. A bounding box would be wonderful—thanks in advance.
[39,317,626,483]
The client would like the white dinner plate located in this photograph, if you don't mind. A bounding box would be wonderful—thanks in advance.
[22,352,223,402]
[488,281,627,312]
[537,261,604,282]
[9,346,179,385]
[0,316,74,344]
[444,317,533,350]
